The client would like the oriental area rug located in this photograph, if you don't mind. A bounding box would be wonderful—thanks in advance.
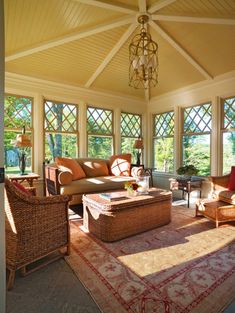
[66,206,235,313]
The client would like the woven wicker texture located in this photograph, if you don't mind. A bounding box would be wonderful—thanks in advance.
[4,179,71,290]
[83,189,172,241]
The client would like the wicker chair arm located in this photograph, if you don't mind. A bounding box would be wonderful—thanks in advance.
[209,174,230,190]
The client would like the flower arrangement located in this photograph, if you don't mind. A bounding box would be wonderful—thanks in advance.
[124,181,139,191]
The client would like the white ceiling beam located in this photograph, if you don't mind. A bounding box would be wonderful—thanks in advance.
[148,0,177,14]
[138,0,147,13]
[5,17,135,62]
[149,21,213,79]
[152,14,235,25]
[85,23,137,87]
[74,0,137,15]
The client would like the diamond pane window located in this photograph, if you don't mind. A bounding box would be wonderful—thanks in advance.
[184,103,212,133]
[87,107,113,135]
[44,100,78,162]
[121,112,141,138]
[153,111,174,172]
[182,103,212,176]
[4,94,33,174]
[87,106,113,158]
[154,111,174,137]
[45,100,77,132]
[221,96,235,174]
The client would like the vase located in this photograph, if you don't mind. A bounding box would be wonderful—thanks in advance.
[136,176,150,194]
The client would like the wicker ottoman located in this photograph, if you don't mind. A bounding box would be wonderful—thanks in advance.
[83,188,172,242]
[196,198,235,228]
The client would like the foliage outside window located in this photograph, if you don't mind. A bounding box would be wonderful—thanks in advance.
[221,96,235,174]
[4,94,33,174]
[44,100,78,162]
[182,103,212,176]
[153,111,174,173]
[121,112,142,163]
[87,106,113,158]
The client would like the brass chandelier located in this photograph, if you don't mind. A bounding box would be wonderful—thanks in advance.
[129,15,158,89]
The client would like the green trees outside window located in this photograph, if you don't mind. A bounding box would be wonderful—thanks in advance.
[44,100,78,162]
[153,111,174,172]
[182,103,212,176]
[87,106,113,159]
[121,112,142,164]
[4,94,33,174]
[222,96,235,174]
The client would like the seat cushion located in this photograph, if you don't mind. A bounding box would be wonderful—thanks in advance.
[55,157,86,180]
[218,190,235,205]
[60,176,135,195]
[109,154,131,176]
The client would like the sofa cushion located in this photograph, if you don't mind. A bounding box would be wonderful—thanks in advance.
[109,154,131,176]
[58,171,73,185]
[55,157,86,180]
[12,181,30,194]
[81,160,109,177]
[228,166,235,191]
[218,190,235,205]
[60,175,135,195]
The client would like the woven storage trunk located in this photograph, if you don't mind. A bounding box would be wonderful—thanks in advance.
[83,189,172,242]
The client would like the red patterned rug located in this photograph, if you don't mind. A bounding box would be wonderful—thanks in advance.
[66,206,235,313]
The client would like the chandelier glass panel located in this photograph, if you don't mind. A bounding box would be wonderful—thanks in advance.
[129,15,158,89]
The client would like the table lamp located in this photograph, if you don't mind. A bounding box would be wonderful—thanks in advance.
[133,138,143,166]
[13,127,32,175]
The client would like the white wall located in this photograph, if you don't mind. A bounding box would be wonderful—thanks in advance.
[0,0,6,311]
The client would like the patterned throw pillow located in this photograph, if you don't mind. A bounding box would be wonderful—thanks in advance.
[109,154,131,177]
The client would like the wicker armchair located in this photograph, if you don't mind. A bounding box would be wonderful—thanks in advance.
[209,173,230,195]
[4,179,71,290]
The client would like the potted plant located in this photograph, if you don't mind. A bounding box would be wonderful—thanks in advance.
[176,164,199,181]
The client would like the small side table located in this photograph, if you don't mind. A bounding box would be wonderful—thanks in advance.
[169,177,203,208]
[7,173,40,195]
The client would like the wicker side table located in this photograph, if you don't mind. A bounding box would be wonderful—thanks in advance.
[196,198,235,228]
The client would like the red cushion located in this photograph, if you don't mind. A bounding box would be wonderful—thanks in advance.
[13,181,30,194]
[228,166,235,191]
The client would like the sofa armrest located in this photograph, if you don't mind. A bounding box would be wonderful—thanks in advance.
[44,164,61,196]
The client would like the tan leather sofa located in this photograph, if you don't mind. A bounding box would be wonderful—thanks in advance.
[44,156,142,206]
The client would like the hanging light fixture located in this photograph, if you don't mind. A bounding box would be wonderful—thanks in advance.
[129,15,158,89]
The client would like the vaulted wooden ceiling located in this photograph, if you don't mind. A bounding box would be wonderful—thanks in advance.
[4,0,235,101]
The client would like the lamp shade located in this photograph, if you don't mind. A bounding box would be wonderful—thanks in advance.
[13,134,32,148]
[133,139,143,149]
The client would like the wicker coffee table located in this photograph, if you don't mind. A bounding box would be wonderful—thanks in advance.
[83,188,172,242]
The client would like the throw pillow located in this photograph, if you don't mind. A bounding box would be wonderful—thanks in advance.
[81,160,109,177]
[109,154,131,176]
[13,181,30,194]
[55,157,86,181]
[228,166,235,191]
[58,171,73,185]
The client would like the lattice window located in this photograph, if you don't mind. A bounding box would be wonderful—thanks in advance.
[121,112,141,138]
[4,94,32,130]
[153,111,174,173]
[184,103,212,133]
[223,96,235,130]
[44,100,78,161]
[44,100,77,133]
[4,94,33,174]
[154,111,174,137]
[221,96,235,174]
[87,106,113,135]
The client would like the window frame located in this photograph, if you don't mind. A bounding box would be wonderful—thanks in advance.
[181,102,212,176]
[152,110,174,173]
[43,99,79,162]
[4,93,34,173]
[86,105,114,158]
